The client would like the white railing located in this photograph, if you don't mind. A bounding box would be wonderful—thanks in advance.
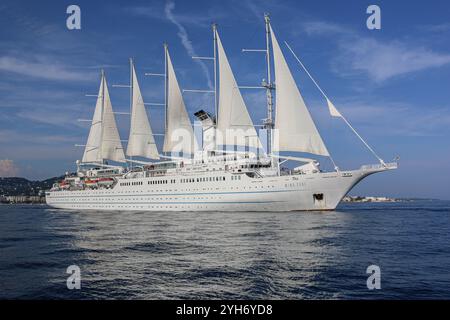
[361,162,398,171]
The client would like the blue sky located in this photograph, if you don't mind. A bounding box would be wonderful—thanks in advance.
[1,0,450,199]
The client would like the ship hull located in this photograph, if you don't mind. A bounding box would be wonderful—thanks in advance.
[46,166,390,212]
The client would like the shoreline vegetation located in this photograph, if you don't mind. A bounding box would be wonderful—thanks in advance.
[0,176,62,204]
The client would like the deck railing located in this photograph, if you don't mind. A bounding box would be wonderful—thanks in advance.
[361,162,398,171]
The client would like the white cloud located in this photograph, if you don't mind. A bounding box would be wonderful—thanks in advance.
[15,110,82,128]
[339,38,450,82]
[419,22,450,33]
[324,100,450,137]
[0,56,95,81]
[300,20,450,82]
[164,0,213,89]
[127,4,214,28]
[0,129,80,145]
[0,159,19,177]
[302,21,349,36]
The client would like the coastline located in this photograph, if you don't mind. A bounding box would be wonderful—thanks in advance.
[0,196,46,204]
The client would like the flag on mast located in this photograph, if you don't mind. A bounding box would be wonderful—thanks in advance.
[326,98,342,118]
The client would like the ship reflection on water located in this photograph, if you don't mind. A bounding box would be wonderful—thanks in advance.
[57,208,345,299]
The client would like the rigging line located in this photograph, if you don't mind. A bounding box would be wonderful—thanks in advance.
[284,41,385,166]
[282,43,339,170]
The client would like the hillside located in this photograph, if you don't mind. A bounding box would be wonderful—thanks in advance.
[0,176,63,197]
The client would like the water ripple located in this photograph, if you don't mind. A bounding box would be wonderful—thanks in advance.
[0,201,449,299]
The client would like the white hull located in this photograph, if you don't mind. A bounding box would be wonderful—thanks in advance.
[46,165,391,212]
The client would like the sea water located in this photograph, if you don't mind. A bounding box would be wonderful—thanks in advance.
[0,201,449,299]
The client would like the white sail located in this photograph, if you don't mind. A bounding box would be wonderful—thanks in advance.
[216,31,262,149]
[82,75,104,163]
[126,64,160,159]
[100,74,126,162]
[270,26,329,156]
[163,49,198,154]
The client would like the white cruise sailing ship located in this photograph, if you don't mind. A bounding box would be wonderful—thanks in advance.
[46,15,397,211]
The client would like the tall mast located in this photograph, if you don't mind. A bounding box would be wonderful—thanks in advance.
[100,69,106,165]
[212,23,218,152]
[263,13,274,156]
[212,23,218,124]
[164,43,168,142]
[129,58,133,116]
[129,58,133,169]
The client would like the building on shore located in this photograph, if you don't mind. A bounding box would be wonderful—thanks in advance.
[342,196,398,203]
[1,195,46,204]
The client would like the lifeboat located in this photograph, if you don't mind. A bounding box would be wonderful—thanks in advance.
[84,178,98,188]
[97,177,115,187]
[59,180,70,190]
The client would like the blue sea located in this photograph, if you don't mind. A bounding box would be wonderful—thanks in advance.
[0,201,449,299]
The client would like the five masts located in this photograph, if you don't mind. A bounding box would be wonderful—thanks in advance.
[79,15,386,169]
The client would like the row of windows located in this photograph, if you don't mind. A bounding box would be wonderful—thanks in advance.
[238,164,270,169]
[120,181,143,186]
[63,204,240,210]
[120,176,238,187]
[52,182,282,198]
[181,176,227,183]
[148,180,169,185]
